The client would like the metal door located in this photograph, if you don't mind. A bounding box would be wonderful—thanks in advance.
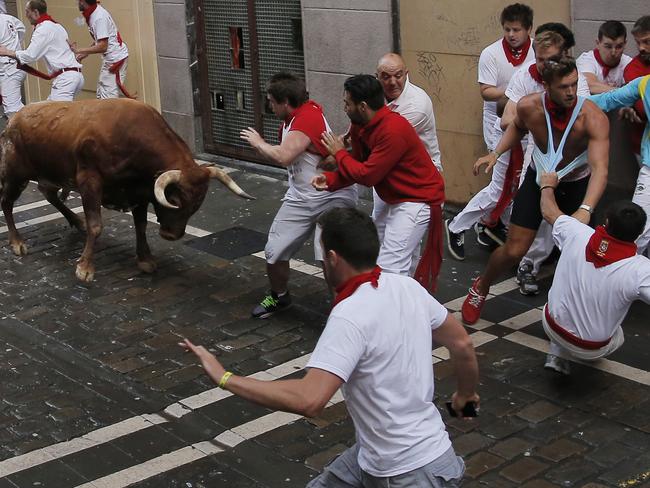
[196,0,305,165]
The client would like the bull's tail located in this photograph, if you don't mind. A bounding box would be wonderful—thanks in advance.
[205,166,256,200]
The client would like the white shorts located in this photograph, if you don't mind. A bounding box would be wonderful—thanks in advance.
[374,200,430,276]
[633,165,650,255]
[48,71,84,101]
[97,58,127,99]
[542,304,625,361]
[0,69,25,116]
[264,196,357,264]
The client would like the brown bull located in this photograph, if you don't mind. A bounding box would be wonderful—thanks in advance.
[0,99,254,282]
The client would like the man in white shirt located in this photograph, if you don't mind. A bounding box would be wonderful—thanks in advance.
[73,0,130,99]
[0,0,84,101]
[0,13,25,118]
[240,72,357,319]
[576,20,632,94]
[181,207,479,487]
[539,172,650,375]
[446,3,534,261]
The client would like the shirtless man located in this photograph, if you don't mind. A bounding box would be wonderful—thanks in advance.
[461,56,609,325]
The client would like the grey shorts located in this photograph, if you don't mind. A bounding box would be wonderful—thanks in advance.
[264,197,356,264]
[306,444,465,488]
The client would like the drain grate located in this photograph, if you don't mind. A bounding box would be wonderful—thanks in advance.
[185,226,267,260]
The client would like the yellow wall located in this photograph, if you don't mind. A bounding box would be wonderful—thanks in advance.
[400,0,570,204]
[17,0,160,110]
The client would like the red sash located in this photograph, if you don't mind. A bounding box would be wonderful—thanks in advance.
[109,57,136,99]
[414,204,443,293]
[585,226,637,268]
[485,143,524,227]
[544,94,578,131]
[82,3,99,25]
[502,38,531,67]
[332,266,381,308]
[34,14,57,26]
[544,305,610,349]
[528,63,543,84]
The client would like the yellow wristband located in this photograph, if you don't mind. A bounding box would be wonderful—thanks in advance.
[218,371,233,389]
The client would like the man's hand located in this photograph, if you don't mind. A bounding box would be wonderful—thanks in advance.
[240,127,265,150]
[311,174,328,191]
[321,131,345,157]
[451,391,481,419]
[473,152,498,176]
[618,107,642,124]
[76,53,88,62]
[179,338,226,384]
[539,171,559,189]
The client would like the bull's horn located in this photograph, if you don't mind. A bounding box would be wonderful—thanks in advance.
[205,166,256,200]
[154,170,182,209]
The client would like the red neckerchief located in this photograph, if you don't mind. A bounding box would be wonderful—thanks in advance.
[544,93,578,132]
[502,37,531,67]
[82,3,99,26]
[528,63,543,84]
[34,14,56,26]
[585,226,637,268]
[332,266,381,308]
[593,48,618,79]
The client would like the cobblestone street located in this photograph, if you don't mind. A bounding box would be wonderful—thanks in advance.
[0,162,647,488]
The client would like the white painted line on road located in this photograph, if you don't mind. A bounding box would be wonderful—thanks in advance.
[504,331,650,386]
[500,309,542,330]
[0,207,84,235]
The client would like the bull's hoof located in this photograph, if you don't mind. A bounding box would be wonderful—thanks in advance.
[75,265,95,282]
[137,258,157,274]
[10,241,27,256]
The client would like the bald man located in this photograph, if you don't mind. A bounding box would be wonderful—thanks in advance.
[376,53,442,172]
[374,53,443,275]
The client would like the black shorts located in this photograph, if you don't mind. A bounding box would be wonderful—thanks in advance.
[510,168,589,230]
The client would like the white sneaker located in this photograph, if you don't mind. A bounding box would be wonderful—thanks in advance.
[544,354,571,375]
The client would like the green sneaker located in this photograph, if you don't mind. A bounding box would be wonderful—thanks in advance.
[251,291,292,319]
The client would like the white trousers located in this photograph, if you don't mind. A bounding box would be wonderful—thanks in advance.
[519,221,554,274]
[543,305,625,361]
[633,165,650,255]
[97,58,127,99]
[373,195,430,276]
[48,71,84,101]
[0,69,25,117]
[448,151,511,234]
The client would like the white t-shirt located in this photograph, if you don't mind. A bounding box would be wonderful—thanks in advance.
[16,20,81,73]
[388,78,442,172]
[0,14,24,75]
[282,104,357,203]
[307,272,451,477]
[549,215,650,340]
[506,62,592,181]
[478,37,534,149]
[87,5,128,64]
[576,50,632,90]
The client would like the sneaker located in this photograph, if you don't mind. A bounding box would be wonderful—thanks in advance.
[516,263,539,295]
[251,291,292,319]
[484,220,508,246]
[445,219,465,261]
[473,222,492,247]
[461,278,487,325]
[544,354,571,375]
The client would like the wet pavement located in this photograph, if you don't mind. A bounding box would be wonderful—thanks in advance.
[0,159,647,488]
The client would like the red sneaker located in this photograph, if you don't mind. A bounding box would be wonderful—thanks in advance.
[461,277,487,325]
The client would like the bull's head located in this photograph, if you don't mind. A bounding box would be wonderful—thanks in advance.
[152,166,254,240]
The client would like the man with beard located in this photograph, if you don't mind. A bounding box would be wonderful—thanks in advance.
[461,56,609,325]
[311,75,445,292]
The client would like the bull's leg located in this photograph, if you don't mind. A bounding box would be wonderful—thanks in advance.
[1,180,29,256]
[132,203,156,273]
[75,172,103,282]
[37,184,86,233]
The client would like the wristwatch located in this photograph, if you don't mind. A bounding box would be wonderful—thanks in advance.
[579,204,593,214]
